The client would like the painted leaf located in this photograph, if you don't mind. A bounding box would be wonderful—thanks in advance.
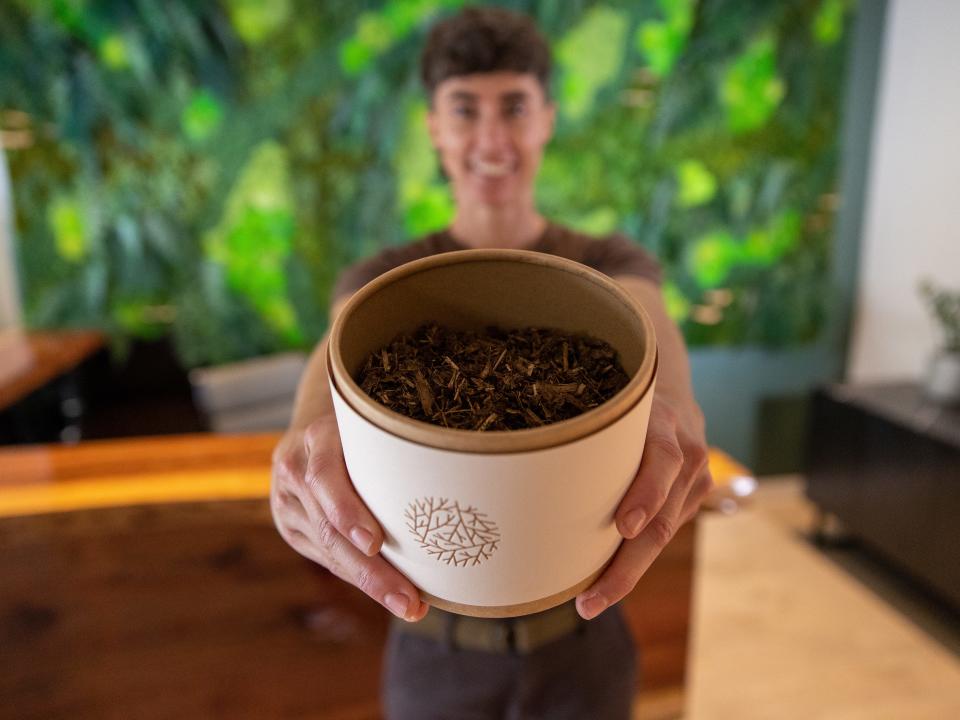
[720,34,786,133]
[225,0,291,45]
[688,230,739,287]
[181,90,223,142]
[676,159,717,207]
[405,186,455,237]
[569,207,618,236]
[48,196,87,263]
[203,142,303,344]
[663,280,691,322]
[741,210,802,264]
[636,0,696,77]
[813,0,846,47]
[556,7,628,121]
[394,100,455,236]
[339,0,466,75]
[98,33,129,70]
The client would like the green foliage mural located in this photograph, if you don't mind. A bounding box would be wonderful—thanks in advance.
[0,0,854,367]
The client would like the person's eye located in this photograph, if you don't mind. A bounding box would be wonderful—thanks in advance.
[505,102,527,118]
[453,105,476,119]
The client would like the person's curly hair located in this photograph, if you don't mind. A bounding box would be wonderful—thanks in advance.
[420,6,552,100]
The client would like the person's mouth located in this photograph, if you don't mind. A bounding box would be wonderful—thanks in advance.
[470,158,515,178]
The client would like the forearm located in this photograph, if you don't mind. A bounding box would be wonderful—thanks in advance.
[289,331,337,431]
[645,299,695,407]
[289,291,358,432]
[613,276,701,428]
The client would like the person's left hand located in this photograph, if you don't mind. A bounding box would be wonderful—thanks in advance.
[575,391,714,620]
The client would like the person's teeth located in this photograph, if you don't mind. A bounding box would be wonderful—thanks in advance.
[473,159,511,177]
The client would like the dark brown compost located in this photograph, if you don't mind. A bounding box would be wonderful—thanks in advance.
[356,322,630,431]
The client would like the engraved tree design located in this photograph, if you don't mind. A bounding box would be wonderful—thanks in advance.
[405,497,501,567]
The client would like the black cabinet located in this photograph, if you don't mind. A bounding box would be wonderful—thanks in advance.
[805,383,960,611]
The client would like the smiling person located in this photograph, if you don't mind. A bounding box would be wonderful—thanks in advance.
[270,6,713,719]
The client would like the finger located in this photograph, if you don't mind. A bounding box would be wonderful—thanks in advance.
[272,486,309,524]
[276,491,429,621]
[578,467,689,620]
[316,514,430,622]
[270,456,324,543]
[277,514,316,553]
[303,420,385,557]
[271,481,309,526]
[275,487,328,558]
[272,439,326,529]
[615,430,684,539]
[679,468,715,526]
[272,432,429,624]
[667,441,709,525]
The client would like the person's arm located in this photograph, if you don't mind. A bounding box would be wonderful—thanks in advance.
[270,293,430,623]
[574,275,714,621]
[287,294,352,431]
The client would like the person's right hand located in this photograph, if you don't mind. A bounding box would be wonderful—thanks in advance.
[270,414,430,622]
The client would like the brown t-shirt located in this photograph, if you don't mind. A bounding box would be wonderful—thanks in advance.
[331,222,662,304]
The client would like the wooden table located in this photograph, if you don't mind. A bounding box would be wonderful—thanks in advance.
[0,330,105,412]
[0,330,106,446]
[0,434,749,719]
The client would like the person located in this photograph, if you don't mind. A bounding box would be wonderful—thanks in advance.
[270,6,713,719]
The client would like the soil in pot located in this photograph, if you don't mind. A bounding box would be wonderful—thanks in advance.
[356,322,630,431]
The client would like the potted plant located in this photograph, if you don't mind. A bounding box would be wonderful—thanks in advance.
[919,279,960,404]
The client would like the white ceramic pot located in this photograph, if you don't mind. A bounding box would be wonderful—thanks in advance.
[327,248,658,617]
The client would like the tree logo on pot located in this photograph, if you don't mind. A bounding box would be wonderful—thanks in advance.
[405,497,500,567]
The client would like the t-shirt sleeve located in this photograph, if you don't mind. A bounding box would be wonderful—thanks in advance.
[330,241,431,304]
[589,233,663,286]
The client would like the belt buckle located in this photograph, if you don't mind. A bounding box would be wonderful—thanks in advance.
[503,618,518,656]
[440,605,582,655]
[476,618,514,654]
[513,601,583,654]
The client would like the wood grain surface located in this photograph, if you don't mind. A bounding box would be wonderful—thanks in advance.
[0,433,708,718]
[0,331,105,412]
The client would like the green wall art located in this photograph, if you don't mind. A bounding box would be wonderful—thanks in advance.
[0,0,855,367]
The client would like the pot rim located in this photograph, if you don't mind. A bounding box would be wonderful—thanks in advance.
[327,248,658,454]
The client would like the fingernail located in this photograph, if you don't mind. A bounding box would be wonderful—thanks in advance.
[385,592,410,619]
[579,591,608,620]
[350,526,374,555]
[623,509,646,537]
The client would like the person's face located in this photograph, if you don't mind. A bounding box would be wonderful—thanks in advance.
[427,72,555,208]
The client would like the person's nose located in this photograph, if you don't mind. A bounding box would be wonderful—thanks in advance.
[474,113,510,157]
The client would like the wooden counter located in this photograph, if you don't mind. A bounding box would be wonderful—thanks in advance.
[0,433,276,515]
[0,330,105,413]
[0,434,748,719]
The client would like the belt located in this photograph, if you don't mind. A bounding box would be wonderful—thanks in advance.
[392,600,585,655]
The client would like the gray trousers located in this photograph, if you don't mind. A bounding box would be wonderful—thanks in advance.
[381,603,637,720]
